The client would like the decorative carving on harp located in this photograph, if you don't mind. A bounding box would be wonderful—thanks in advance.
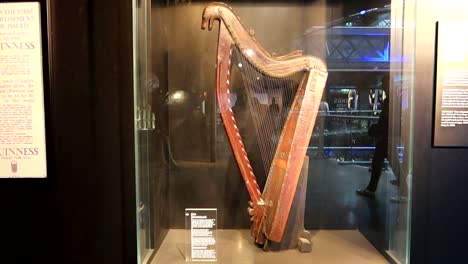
[201,3,328,246]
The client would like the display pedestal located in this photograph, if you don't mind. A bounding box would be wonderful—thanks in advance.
[265,155,312,252]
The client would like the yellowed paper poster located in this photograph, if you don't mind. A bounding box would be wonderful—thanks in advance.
[0,3,46,178]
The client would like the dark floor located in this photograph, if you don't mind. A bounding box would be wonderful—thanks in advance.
[167,153,409,263]
[305,157,408,261]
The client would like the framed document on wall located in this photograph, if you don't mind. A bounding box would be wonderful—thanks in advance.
[433,21,468,147]
[0,1,50,178]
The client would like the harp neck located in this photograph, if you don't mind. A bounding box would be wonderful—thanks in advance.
[202,2,327,78]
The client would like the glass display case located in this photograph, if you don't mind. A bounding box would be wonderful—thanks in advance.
[133,0,415,263]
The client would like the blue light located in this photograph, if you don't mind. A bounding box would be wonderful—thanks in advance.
[360,10,366,15]
[360,41,390,62]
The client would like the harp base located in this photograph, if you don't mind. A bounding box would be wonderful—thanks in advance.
[263,155,312,252]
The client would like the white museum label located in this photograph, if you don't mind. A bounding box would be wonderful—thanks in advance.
[185,208,217,262]
[0,2,47,178]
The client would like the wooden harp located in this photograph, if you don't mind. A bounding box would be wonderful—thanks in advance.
[201,2,328,245]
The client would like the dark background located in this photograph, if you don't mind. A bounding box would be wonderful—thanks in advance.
[0,0,466,263]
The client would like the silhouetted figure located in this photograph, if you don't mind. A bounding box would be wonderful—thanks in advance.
[316,100,330,158]
[270,97,280,115]
[357,96,388,198]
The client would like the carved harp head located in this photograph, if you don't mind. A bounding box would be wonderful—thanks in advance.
[202,2,328,245]
[201,2,223,30]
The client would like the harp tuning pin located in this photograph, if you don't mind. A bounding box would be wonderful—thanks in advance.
[249,29,255,36]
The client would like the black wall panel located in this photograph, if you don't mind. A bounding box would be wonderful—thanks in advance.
[411,2,468,263]
[0,0,135,263]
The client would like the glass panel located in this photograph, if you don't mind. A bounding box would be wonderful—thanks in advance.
[386,1,415,263]
[133,1,416,263]
[134,0,156,262]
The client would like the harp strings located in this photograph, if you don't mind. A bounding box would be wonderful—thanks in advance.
[235,49,274,179]
[232,48,301,183]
